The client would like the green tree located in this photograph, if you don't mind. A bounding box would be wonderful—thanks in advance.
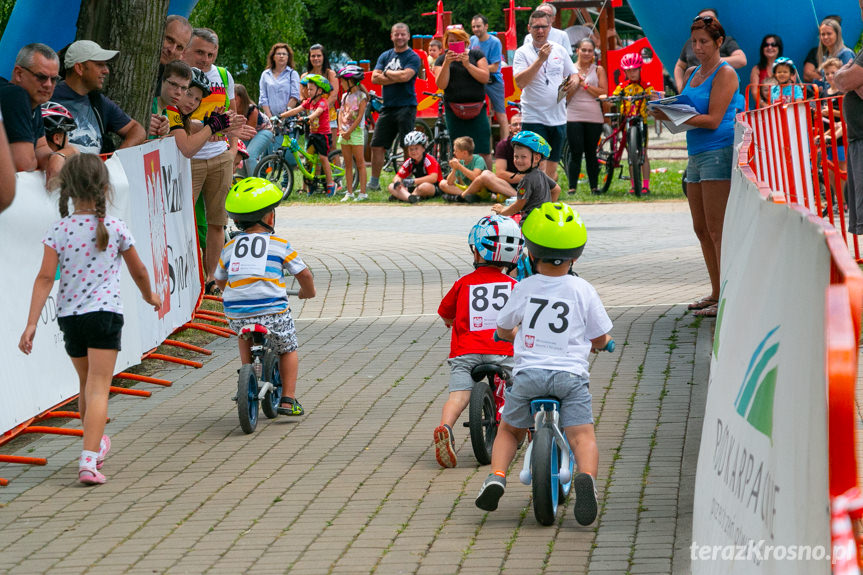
[189,0,307,101]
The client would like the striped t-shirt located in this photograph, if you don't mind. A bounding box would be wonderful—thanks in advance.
[215,233,307,320]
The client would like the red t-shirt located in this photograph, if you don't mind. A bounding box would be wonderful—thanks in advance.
[438,266,517,358]
[301,97,330,134]
[396,153,443,183]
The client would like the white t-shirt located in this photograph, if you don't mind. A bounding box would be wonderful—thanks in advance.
[193,65,235,160]
[497,274,612,377]
[523,27,573,55]
[513,42,575,126]
[43,214,135,317]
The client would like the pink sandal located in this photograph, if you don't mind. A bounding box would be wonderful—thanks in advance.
[78,467,106,485]
[96,435,111,470]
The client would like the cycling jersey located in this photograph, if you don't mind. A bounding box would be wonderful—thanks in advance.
[612,80,655,120]
[396,153,443,183]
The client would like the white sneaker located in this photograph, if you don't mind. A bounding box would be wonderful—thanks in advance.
[340,193,354,202]
[353,193,369,202]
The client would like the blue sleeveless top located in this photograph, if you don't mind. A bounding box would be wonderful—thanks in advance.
[683,62,736,155]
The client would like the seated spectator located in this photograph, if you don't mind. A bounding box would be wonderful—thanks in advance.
[441,136,486,201]
[388,130,442,203]
[149,59,193,139]
[461,113,523,201]
[770,57,803,103]
[803,17,855,89]
[822,57,843,96]
[0,43,74,176]
[52,40,146,154]
[41,101,77,152]
[749,34,783,92]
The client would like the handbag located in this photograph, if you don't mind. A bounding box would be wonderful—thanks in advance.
[447,100,485,120]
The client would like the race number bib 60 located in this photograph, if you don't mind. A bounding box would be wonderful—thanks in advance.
[229,234,269,276]
[469,282,511,331]
[521,296,574,355]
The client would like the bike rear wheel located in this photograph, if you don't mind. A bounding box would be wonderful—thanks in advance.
[237,364,259,434]
[261,351,282,419]
[627,124,644,196]
[255,154,294,200]
[468,381,497,465]
[531,425,560,526]
[596,134,616,194]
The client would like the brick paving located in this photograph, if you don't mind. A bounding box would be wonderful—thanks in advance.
[0,202,713,574]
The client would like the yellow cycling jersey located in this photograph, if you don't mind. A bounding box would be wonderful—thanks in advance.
[612,81,655,120]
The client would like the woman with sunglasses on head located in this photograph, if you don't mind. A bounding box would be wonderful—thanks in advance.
[749,34,783,93]
[673,8,746,92]
[652,15,739,319]
[303,44,340,145]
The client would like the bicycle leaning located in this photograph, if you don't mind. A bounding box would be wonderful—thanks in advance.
[421,91,452,176]
[595,93,653,196]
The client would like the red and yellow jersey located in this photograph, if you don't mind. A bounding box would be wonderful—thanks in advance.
[612,81,654,120]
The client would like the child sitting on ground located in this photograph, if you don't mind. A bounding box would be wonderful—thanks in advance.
[215,177,317,416]
[611,52,656,194]
[388,130,443,203]
[440,136,487,202]
[435,214,524,468]
[491,131,560,222]
[770,57,804,103]
[475,202,613,526]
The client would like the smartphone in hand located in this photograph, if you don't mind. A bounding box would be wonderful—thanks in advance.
[449,41,465,54]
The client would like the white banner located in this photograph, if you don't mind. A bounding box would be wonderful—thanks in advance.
[0,138,200,435]
[691,166,831,573]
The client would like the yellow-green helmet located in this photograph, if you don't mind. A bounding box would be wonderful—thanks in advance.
[225,177,282,223]
[521,202,587,263]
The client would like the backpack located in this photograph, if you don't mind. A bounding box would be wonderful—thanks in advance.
[87,91,115,155]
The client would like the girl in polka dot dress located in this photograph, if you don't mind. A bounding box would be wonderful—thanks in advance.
[18,154,162,485]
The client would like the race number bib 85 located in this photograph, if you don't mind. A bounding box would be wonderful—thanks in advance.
[229,234,269,276]
[521,296,574,354]
[469,282,511,331]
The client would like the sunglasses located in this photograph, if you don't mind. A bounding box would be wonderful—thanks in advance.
[764,42,779,48]
[20,65,61,85]
[692,15,715,25]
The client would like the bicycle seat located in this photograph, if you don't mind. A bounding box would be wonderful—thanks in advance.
[529,397,562,415]
[239,324,269,336]
[471,363,507,382]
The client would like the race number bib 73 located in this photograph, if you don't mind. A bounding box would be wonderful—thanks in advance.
[229,234,269,276]
[469,282,511,331]
[521,296,574,355]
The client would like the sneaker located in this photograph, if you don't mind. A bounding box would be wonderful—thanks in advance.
[277,397,305,416]
[353,193,369,202]
[572,472,598,525]
[433,424,457,468]
[340,193,354,202]
[326,183,337,197]
[475,473,506,511]
[463,194,480,204]
[443,193,460,203]
[408,194,420,204]
[78,467,106,485]
[96,435,111,470]
[387,195,398,202]
[367,181,381,192]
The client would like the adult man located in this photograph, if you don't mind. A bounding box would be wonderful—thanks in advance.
[833,1,863,235]
[181,28,237,290]
[161,15,192,65]
[52,40,146,154]
[369,22,422,192]
[673,8,746,91]
[462,113,523,199]
[0,43,74,177]
[513,10,575,180]
[522,2,573,56]
[470,14,509,141]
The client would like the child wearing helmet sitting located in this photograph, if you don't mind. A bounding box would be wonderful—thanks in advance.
[280,73,338,196]
[475,202,613,526]
[770,57,804,104]
[610,52,656,194]
[215,177,317,416]
[491,131,560,222]
[41,101,79,155]
[388,130,443,203]
[434,214,523,468]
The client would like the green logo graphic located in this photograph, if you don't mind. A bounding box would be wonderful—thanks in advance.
[713,280,728,359]
[733,326,779,441]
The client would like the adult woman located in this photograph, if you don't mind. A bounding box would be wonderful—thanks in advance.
[565,38,607,195]
[234,84,273,177]
[259,43,301,120]
[303,44,340,143]
[749,34,783,89]
[653,15,738,318]
[803,18,854,87]
[433,25,491,163]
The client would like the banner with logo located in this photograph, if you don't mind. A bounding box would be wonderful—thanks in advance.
[0,139,200,435]
[691,170,831,573]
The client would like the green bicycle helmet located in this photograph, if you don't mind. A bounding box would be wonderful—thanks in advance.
[225,177,282,230]
[511,130,551,159]
[301,73,332,93]
[521,202,587,264]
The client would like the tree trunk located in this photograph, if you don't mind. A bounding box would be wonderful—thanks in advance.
[76,0,170,129]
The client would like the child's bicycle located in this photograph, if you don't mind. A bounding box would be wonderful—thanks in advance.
[464,363,509,465]
[254,116,358,200]
[518,340,615,526]
[595,93,652,196]
[421,91,452,176]
[233,289,301,434]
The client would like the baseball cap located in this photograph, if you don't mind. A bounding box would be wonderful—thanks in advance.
[64,40,119,69]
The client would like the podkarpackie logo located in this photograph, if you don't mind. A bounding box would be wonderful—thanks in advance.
[733,326,779,441]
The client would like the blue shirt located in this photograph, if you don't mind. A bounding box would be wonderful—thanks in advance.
[470,34,503,84]
[258,67,301,116]
[52,81,131,154]
[683,63,737,156]
[374,48,421,108]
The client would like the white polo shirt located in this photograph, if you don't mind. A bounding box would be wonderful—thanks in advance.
[513,41,574,126]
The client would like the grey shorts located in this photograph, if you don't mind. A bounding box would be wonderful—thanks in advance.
[448,354,513,392]
[501,368,593,429]
[686,145,733,183]
[228,310,298,354]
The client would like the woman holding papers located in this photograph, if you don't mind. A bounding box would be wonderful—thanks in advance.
[651,14,738,318]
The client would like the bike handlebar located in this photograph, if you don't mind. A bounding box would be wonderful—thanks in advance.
[422,91,443,98]
[286,289,300,296]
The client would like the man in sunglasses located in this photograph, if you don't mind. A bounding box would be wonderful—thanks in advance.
[673,8,746,92]
[0,43,75,177]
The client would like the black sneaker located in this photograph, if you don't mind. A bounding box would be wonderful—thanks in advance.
[572,472,598,525]
[463,194,480,204]
[475,473,506,511]
[443,193,460,203]
[408,194,420,204]
[388,194,398,202]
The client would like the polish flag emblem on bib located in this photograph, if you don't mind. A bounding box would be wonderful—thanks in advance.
[473,317,483,328]
[231,262,240,272]
[524,335,535,348]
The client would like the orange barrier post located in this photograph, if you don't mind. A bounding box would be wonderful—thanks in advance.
[20,426,83,438]
[144,353,203,369]
[0,455,47,465]
[163,339,213,355]
[114,372,172,386]
[192,312,229,326]
[109,386,151,397]
[179,321,234,337]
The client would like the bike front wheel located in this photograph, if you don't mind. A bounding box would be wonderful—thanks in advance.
[468,381,497,465]
[627,124,644,196]
[596,134,616,194]
[328,150,360,192]
[255,154,294,200]
[531,425,560,526]
[261,351,282,419]
[237,364,259,434]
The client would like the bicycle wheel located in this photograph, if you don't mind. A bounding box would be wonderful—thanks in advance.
[468,381,497,465]
[627,125,644,196]
[328,149,360,191]
[559,139,571,187]
[237,364,259,434]
[531,425,559,526]
[255,154,294,200]
[434,134,452,175]
[383,139,402,173]
[261,351,282,419]
[596,134,616,193]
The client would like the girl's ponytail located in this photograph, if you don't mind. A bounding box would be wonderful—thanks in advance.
[94,193,108,252]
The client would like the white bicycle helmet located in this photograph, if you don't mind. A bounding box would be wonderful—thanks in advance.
[403,130,427,147]
[469,214,524,266]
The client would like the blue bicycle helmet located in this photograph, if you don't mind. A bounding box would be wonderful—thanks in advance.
[511,130,551,159]
[772,56,797,75]
[469,214,524,267]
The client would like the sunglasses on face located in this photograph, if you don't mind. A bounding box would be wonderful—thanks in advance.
[764,42,779,48]
[20,66,61,85]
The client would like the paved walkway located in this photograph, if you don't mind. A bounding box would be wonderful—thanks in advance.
[0,203,713,574]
